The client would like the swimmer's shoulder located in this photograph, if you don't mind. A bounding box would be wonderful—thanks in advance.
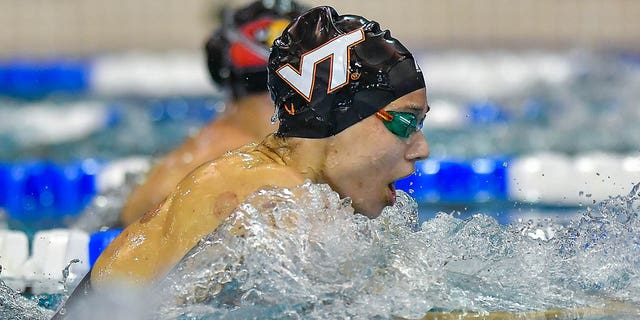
[179,141,304,195]
[161,142,303,247]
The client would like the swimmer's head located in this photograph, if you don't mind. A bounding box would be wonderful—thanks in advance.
[268,6,425,138]
[205,0,307,98]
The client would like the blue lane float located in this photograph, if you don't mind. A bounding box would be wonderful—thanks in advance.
[467,101,510,124]
[2,153,639,231]
[0,160,100,231]
[146,97,221,124]
[0,55,553,137]
[0,59,91,99]
[89,228,123,266]
[0,52,580,99]
[0,163,11,208]
[398,153,640,206]
[395,157,509,204]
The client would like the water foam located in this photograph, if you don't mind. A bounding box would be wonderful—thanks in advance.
[2,182,639,319]
[154,181,640,319]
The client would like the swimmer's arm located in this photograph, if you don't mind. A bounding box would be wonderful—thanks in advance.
[119,124,254,226]
[93,162,304,287]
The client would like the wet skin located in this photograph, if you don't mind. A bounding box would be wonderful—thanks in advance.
[120,93,277,226]
[321,89,430,217]
[92,88,430,287]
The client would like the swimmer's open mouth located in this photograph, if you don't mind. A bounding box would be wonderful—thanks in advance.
[387,183,396,205]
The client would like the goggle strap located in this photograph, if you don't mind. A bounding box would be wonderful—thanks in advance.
[375,109,394,122]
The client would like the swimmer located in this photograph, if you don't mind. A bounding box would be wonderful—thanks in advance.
[119,0,307,226]
[93,6,430,286]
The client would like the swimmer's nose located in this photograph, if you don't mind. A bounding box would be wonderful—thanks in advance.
[405,131,429,161]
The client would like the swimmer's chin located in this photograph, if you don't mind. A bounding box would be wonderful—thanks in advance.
[355,201,392,220]
[352,184,398,219]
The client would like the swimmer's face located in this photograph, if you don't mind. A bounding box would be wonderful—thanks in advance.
[322,88,430,218]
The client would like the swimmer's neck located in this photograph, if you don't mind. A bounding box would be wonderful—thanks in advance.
[221,93,278,139]
[259,134,329,184]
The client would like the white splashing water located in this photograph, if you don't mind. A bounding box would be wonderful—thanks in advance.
[154,181,640,319]
[2,182,639,319]
[0,279,54,320]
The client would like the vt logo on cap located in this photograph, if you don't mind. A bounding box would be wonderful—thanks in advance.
[275,29,365,102]
[268,6,425,138]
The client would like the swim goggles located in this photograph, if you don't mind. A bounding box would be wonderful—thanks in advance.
[375,110,423,138]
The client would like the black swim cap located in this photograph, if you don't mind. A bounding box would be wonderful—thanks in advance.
[268,6,425,138]
[205,0,307,98]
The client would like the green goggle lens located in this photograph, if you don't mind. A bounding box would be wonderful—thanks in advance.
[379,111,423,138]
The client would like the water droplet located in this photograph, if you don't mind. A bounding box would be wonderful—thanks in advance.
[271,105,280,124]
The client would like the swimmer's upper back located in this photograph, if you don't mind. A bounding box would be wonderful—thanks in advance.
[92,141,304,287]
[120,120,259,226]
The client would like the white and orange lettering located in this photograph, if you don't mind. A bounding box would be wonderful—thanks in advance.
[276,29,365,102]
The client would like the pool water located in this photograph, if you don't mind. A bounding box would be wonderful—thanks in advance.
[0,96,221,162]
[37,184,640,319]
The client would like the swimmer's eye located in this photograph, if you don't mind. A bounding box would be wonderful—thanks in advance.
[375,110,421,138]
